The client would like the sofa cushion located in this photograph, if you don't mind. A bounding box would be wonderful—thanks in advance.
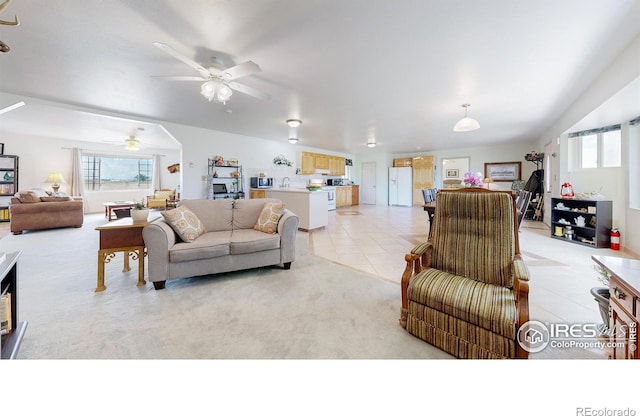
[162,205,207,243]
[233,198,282,229]
[230,229,281,254]
[180,199,233,232]
[408,267,517,339]
[16,191,41,203]
[253,202,285,234]
[169,231,231,263]
[41,191,72,202]
[31,188,50,198]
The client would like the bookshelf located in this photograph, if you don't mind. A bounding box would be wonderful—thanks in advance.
[0,155,18,222]
[1,251,27,359]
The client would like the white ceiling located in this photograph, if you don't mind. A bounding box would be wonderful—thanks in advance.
[1,0,640,154]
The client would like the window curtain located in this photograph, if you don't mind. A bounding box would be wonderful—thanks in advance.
[70,148,87,212]
[151,154,162,191]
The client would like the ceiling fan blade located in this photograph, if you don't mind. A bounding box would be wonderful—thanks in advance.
[223,61,261,80]
[228,82,270,101]
[151,76,207,81]
[153,42,211,79]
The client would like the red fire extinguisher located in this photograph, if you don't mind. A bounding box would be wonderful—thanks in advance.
[610,228,620,250]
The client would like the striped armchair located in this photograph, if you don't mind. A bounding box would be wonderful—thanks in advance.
[400,188,530,359]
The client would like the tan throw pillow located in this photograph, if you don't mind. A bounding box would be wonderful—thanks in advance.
[17,191,41,203]
[253,202,285,234]
[161,205,206,243]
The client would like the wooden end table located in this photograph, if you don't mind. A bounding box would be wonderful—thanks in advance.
[95,217,158,292]
[103,201,135,221]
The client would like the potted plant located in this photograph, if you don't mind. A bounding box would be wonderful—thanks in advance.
[131,199,149,222]
[591,265,611,336]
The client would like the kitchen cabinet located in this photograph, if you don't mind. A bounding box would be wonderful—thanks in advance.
[411,156,434,206]
[336,186,352,207]
[551,198,612,248]
[301,152,316,174]
[300,152,345,175]
[329,156,345,176]
[315,154,330,170]
[351,185,359,206]
[394,158,412,167]
[592,256,640,359]
[249,189,266,199]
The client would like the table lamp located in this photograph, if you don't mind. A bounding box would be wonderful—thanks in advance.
[45,172,66,194]
[484,177,494,190]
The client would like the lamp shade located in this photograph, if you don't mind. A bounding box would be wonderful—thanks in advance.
[453,103,480,132]
[453,117,480,132]
[45,172,66,184]
[45,172,66,193]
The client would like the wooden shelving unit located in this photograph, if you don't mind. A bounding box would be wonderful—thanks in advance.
[550,197,612,248]
[0,155,19,222]
[1,251,27,360]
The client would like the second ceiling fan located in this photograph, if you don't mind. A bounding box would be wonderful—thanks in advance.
[152,42,269,104]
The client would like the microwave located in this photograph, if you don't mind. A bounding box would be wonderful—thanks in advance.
[250,177,273,188]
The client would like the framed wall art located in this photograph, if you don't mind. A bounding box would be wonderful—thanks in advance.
[484,161,521,182]
[445,169,459,179]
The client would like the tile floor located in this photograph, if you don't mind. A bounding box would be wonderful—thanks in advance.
[309,204,637,358]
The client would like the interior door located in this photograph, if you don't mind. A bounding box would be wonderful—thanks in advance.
[361,162,377,205]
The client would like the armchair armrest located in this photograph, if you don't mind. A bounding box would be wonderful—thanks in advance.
[400,242,433,327]
[513,254,530,358]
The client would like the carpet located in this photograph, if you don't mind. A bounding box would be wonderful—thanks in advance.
[0,214,451,359]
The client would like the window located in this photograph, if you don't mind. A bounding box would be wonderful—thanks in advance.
[82,154,152,191]
[568,125,621,169]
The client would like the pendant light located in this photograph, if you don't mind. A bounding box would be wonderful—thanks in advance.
[453,103,480,132]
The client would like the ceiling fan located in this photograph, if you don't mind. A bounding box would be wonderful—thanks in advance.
[152,42,270,104]
[124,136,143,151]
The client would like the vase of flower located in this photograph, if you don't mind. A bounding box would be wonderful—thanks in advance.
[131,200,149,222]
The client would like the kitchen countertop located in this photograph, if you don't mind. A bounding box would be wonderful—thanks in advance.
[259,187,327,193]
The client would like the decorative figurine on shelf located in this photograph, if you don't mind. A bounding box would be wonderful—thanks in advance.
[212,170,218,178]
[212,155,224,166]
[561,182,574,199]
[231,171,239,178]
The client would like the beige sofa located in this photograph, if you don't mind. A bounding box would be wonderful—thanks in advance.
[9,190,84,234]
[142,198,299,290]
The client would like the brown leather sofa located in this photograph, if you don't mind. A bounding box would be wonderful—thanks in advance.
[9,190,84,234]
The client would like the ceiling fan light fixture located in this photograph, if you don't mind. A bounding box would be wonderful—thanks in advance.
[125,136,140,151]
[201,80,218,101]
[286,119,302,128]
[216,83,233,103]
[453,103,480,132]
[288,137,299,144]
[366,137,376,148]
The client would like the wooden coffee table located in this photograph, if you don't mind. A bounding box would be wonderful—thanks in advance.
[95,217,158,292]
[103,201,135,221]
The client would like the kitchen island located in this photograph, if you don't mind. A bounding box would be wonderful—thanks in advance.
[265,188,328,231]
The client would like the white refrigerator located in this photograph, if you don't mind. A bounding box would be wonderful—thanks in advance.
[389,167,413,206]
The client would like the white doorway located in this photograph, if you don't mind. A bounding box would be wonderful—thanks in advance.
[361,162,377,205]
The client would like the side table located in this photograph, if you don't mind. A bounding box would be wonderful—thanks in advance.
[95,217,158,292]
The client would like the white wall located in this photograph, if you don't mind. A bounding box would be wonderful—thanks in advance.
[355,140,538,205]
[536,31,640,255]
[2,132,181,213]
